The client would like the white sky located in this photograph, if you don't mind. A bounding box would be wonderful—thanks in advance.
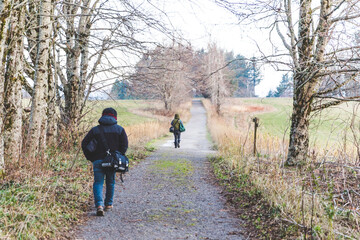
[149,0,285,97]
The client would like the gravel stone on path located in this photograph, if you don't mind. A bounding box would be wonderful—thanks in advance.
[76,100,245,240]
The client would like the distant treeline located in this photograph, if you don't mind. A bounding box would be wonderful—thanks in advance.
[110,43,263,106]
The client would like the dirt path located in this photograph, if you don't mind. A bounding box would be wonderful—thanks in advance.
[76,100,245,240]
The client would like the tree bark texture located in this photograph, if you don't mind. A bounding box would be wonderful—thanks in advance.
[4,0,25,165]
[286,73,312,165]
[46,1,57,145]
[26,0,52,161]
[285,0,333,166]
[0,0,11,175]
[46,54,57,145]
[62,0,95,128]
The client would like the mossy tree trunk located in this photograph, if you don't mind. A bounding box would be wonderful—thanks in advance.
[0,0,11,176]
[3,0,25,165]
[26,0,53,161]
[285,0,332,166]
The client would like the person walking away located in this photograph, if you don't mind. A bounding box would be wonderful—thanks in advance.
[81,108,128,216]
[171,113,183,148]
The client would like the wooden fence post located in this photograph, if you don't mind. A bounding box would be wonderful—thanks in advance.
[252,117,259,156]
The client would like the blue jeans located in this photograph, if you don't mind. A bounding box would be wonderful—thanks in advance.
[92,160,116,207]
[174,131,181,147]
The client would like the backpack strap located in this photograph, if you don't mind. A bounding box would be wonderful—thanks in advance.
[98,125,111,155]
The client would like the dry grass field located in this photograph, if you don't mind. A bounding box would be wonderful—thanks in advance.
[204,98,360,239]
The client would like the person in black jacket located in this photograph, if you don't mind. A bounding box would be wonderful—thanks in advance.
[81,107,128,216]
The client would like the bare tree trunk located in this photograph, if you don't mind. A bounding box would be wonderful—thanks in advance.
[62,0,96,128]
[64,11,80,129]
[46,57,57,145]
[286,74,312,166]
[0,0,11,176]
[205,42,230,114]
[26,0,52,161]
[164,93,172,111]
[78,0,91,110]
[216,81,220,114]
[285,0,313,166]
[47,1,57,145]
[62,0,97,129]
[285,0,332,166]
[4,0,25,165]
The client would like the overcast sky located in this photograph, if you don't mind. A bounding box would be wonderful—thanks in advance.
[148,0,285,97]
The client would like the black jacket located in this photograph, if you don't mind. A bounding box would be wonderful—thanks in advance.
[81,115,128,162]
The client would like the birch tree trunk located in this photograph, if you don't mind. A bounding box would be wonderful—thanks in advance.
[78,0,91,113]
[26,0,52,161]
[0,0,11,176]
[62,0,95,128]
[4,0,25,165]
[46,0,57,145]
[46,55,57,145]
[63,0,80,128]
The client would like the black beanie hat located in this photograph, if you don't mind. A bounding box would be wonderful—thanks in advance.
[102,107,117,120]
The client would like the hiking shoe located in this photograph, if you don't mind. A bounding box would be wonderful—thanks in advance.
[104,206,113,211]
[96,206,104,216]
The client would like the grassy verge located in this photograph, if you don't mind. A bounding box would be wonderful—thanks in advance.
[0,171,90,239]
[210,155,299,239]
[204,98,360,239]
[0,100,191,239]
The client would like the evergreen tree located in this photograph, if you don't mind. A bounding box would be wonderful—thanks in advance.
[267,90,275,97]
[110,79,130,99]
[274,73,293,97]
[225,52,253,97]
[248,57,262,97]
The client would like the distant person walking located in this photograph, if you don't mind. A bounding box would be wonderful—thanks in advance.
[81,108,128,216]
[171,113,184,148]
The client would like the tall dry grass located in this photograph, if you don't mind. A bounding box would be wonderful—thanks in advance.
[203,99,360,239]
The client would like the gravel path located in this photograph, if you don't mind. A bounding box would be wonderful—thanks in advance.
[76,100,244,240]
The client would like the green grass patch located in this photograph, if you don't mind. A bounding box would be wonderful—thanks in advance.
[244,98,360,146]
[243,98,292,137]
[83,100,155,127]
[152,159,194,177]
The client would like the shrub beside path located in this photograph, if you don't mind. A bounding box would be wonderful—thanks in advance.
[76,100,244,240]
